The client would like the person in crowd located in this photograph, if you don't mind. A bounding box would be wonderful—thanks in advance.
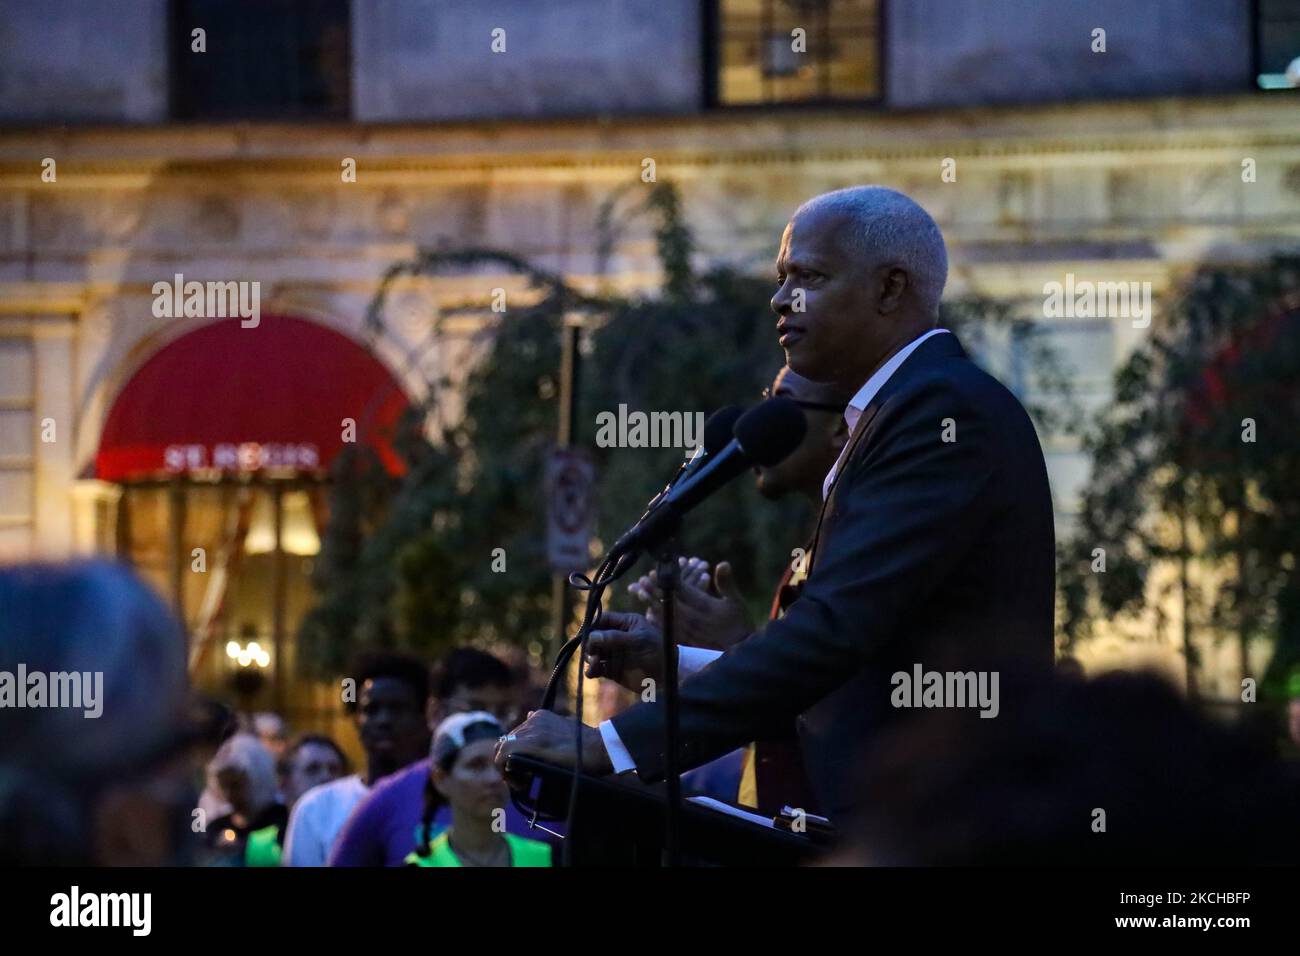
[194,697,240,824]
[1280,671,1300,762]
[405,712,550,867]
[252,712,289,760]
[281,733,348,807]
[330,646,548,866]
[626,364,853,812]
[244,733,348,866]
[282,650,430,866]
[0,561,197,866]
[835,668,1300,865]
[206,732,287,864]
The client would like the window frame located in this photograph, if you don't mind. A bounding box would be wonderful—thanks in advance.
[703,0,887,111]
[1251,0,1300,91]
[167,0,354,123]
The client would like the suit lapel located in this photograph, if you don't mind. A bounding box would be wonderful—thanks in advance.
[804,331,968,575]
[805,404,878,574]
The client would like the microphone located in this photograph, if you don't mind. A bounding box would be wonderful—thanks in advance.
[612,396,806,557]
[644,405,744,513]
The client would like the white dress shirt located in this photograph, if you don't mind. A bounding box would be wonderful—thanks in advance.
[599,328,952,774]
[821,327,950,499]
[599,647,723,773]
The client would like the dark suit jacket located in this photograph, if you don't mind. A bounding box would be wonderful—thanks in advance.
[611,332,1056,820]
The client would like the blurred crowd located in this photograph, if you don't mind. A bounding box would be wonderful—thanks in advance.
[2,559,1299,867]
[0,560,553,867]
[193,641,552,868]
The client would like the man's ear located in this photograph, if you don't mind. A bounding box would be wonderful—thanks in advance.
[878,266,909,315]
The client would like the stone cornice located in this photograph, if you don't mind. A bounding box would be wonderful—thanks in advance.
[1,95,1296,185]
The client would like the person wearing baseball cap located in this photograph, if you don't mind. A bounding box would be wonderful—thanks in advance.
[405,711,551,867]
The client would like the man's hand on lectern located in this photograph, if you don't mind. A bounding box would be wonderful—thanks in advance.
[584,609,664,692]
[494,709,613,779]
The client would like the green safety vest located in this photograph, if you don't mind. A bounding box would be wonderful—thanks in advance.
[405,832,551,868]
[244,825,282,867]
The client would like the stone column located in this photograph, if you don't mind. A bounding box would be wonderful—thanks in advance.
[70,479,122,556]
[31,314,77,558]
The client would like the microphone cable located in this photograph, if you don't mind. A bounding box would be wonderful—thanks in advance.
[512,544,638,865]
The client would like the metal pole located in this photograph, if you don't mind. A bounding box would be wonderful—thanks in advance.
[1180,497,1197,701]
[657,543,682,866]
[272,484,287,714]
[549,314,584,701]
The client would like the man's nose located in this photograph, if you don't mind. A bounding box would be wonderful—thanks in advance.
[771,282,790,316]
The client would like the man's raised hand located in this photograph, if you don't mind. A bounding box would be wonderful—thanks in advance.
[626,557,753,650]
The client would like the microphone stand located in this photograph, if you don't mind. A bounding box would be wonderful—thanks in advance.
[654,537,683,867]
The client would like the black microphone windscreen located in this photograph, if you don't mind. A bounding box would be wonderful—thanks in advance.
[702,405,744,456]
[733,396,807,466]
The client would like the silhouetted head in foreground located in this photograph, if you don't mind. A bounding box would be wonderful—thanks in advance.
[0,561,195,865]
[839,669,1300,865]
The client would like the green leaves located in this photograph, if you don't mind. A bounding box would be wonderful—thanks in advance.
[1058,254,1300,700]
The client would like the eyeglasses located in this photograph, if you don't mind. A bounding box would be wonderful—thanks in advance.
[761,386,848,414]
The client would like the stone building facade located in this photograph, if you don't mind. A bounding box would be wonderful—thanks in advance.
[1,1,1297,716]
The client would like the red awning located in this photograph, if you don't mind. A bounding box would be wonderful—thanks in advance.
[95,315,412,481]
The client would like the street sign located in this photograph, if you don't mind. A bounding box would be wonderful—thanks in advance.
[546,447,595,572]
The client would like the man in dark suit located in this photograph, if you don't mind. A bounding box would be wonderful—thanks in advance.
[496,186,1055,824]
[624,364,854,813]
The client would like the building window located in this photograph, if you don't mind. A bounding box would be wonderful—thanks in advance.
[709,0,881,106]
[170,0,351,120]
[1255,0,1300,89]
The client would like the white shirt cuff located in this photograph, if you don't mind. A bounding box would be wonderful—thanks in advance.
[678,645,723,677]
[599,719,637,774]
[597,648,723,776]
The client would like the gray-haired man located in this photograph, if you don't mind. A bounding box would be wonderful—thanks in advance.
[499,186,1055,827]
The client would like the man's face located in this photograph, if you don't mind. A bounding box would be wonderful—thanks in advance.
[754,372,848,500]
[771,207,883,387]
[357,677,429,769]
[442,681,517,726]
[285,742,345,805]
